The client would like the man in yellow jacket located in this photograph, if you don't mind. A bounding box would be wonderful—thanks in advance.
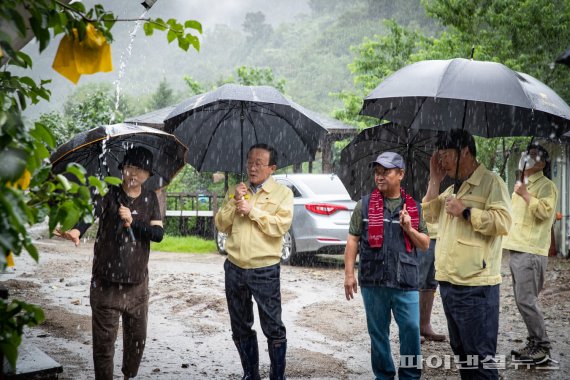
[215,143,293,380]
[422,129,511,380]
[503,143,558,364]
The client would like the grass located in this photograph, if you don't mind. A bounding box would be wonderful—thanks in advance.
[151,235,217,253]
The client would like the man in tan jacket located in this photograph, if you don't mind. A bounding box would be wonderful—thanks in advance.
[422,129,511,379]
[503,143,558,364]
[215,143,293,380]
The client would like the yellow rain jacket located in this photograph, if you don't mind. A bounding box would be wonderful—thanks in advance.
[502,171,558,256]
[52,23,113,84]
[422,164,512,286]
[215,177,293,269]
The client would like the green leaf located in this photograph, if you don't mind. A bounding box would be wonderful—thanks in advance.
[167,30,177,43]
[17,91,27,110]
[65,163,87,184]
[58,201,80,231]
[56,174,72,191]
[78,185,91,200]
[184,20,203,34]
[152,18,168,31]
[0,148,27,181]
[104,176,122,186]
[8,9,26,36]
[186,34,200,52]
[143,22,154,36]
[178,37,190,51]
[24,241,39,262]
[30,122,56,149]
[69,2,86,13]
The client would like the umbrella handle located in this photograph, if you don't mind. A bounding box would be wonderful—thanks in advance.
[126,226,136,242]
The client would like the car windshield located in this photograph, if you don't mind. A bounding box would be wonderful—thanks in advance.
[301,176,349,196]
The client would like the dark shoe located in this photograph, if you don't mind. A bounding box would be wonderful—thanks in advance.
[419,290,446,342]
[268,339,287,380]
[519,344,551,364]
[420,335,425,344]
[234,334,261,380]
[511,338,534,358]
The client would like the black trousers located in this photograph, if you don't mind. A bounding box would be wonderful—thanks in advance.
[439,281,500,380]
[224,259,286,342]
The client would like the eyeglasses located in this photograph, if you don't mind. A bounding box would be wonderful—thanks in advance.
[246,161,271,169]
[374,168,396,177]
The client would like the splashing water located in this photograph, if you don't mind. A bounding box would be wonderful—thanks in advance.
[110,10,148,123]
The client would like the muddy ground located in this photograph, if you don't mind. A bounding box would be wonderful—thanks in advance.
[1,238,569,379]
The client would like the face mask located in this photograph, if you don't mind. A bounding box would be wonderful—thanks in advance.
[518,152,536,171]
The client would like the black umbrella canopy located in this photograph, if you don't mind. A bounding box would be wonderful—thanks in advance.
[361,58,570,138]
[50,123,187,191]
[338,123,449,201]
[163,84,328,173]
[556,46,570,66]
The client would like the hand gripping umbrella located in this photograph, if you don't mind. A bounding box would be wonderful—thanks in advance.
[50,123,187,191]
[163,84,328,173]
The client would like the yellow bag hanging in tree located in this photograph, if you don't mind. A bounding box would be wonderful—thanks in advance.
[52,23,113,84]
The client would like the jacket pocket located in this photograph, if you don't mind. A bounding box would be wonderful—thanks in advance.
[448,238,486,279]
[359,250,385,283]
[255,196,280,213]
[397,251,418,289]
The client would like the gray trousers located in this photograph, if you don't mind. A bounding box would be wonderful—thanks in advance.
[508,250,550,347]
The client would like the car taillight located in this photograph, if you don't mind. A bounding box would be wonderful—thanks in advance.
[305,203,348,215]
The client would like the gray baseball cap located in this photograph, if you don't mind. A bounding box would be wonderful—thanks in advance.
[370,152,405,169]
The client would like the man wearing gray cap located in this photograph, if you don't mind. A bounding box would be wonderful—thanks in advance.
[344,151,430,380]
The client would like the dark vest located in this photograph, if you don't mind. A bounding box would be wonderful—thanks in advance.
[358,194,420,290]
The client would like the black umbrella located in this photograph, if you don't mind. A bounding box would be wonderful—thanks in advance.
[556,46,570,66]
[337,123,449,201]
[50,123,187,191]
[163,84,328,173]
[361,58,570,138]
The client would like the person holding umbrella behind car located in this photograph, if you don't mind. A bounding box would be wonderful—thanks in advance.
[344,151,430,380]
[422,129,511,379]
[503,143,558,364]
[215,143,293,380]
[56,146,164,380]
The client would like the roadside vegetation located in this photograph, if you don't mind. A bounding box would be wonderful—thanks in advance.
[151,235,217,254]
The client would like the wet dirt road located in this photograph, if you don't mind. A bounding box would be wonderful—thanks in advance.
[2,239,569,379]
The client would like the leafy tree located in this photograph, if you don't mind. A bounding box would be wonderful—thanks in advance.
[183,75,205,96]
[420,0,570,100]
[37,111,68,147]
[64,83,118,133]
[336,1,570,173]
[234,66,286,93]
[147,78,176,110]
[308,0,343,14]
[242,11,273,45]
[0,0,201,368]
[333,20,426,128]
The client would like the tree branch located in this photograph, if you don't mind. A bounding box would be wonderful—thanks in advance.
[53,1,183,35]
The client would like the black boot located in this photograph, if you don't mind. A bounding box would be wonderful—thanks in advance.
[268,339,287,380]
[233,334,261,380]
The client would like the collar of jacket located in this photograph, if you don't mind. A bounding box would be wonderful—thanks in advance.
[527,170,545,183]
[257,176,278,193]
[456,163,486,197]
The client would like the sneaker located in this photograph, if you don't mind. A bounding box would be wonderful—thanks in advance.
[511,338,534,358]
[518,344,551,364]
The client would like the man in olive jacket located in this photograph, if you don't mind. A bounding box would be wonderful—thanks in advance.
[422,130,511,379]
[215,144,293,380]
[503,143,558,364]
